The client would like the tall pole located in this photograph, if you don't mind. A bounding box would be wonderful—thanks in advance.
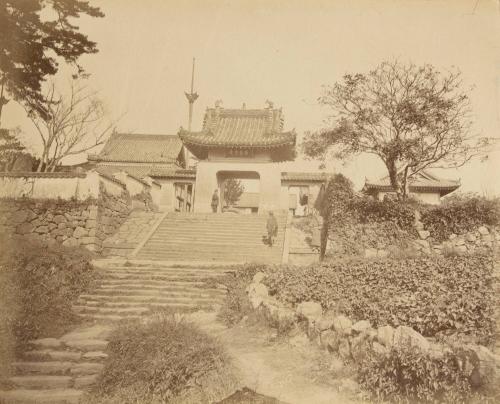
[184,58,199,131]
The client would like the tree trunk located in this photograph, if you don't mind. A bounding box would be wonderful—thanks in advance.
[386,160,402,200]
[400,166,410,200]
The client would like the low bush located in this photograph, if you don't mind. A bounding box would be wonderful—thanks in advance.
[421,195,500,241]
[357,345,497,404]
[264,253,494,345]
[323,174,417,233]
[0,234,96,347]
[214,263,268,326]
[88,314,236,404]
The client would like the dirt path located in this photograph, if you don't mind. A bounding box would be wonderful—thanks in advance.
[189,312,360,404]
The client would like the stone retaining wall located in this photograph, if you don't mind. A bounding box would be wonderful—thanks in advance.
[330,220,500,259]
[246,273,499,388]
[0,184,131,253]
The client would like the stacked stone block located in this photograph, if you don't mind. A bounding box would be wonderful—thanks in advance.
[0,187,131,253]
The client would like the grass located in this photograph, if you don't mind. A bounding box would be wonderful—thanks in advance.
[85,312,238,404]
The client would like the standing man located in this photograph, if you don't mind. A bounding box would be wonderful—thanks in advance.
[211,189,219,213]
[266,211,278,246]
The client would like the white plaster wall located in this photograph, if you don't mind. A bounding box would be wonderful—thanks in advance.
[0,173,101,200]
[281,182,322,210]
[99,175,126,196]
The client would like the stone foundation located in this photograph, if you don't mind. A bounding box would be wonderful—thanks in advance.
[0,185,131,253]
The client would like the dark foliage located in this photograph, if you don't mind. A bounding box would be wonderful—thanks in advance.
[357,345,494,404]
[0,234,96,346]
[0,0,104,120]
[264,254,494,345]
[421,196,500,241]
[324,174,416,232]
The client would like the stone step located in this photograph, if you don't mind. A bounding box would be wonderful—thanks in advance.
[99,270,231,276]
[28,338,62,349]
[76,300,224,309]
[78,291,225,301]
[69,362,104,376]
[95,283,225,293]
[73,306,150,315]
[137,247,284,256]
[81,286,216,296]
[78,304,217,322]
[97,275,223,283]
[64,339,109,352]
[11,361,104,377]
[149,231,285,240]
[8,375,72,389]
[77,313,142,322]
[23,350,82,362]
[135,254,282,263]
[11,362,73,376]
[0,388,84,404]
[77,292,225,304]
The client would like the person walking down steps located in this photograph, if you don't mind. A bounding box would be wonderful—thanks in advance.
[211,189,219,213]
[266,211,278,247]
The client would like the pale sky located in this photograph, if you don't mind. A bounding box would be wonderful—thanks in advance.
[3,0,500,194]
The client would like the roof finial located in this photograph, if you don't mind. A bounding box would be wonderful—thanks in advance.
[184,57,199,131]
[215,99,223,109]
[265,99,274,109]
[242,102,246,109]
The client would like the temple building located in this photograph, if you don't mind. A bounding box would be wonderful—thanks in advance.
[89,102,327,214]
[363,169,460,204]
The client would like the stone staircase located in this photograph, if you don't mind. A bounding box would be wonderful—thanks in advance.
[72,260,231,322]
[0,260,231,402]
[135,212,287,263]
[0,324,112,404]
[102,210,164,258]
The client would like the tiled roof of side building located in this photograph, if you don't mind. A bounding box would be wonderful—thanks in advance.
[95,165,155,179]
[364,169,460,196]
[89,133,183,163]
[148,168,197,179]
[179,105,296,149]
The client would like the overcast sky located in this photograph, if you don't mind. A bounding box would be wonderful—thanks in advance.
[4,0,500,194]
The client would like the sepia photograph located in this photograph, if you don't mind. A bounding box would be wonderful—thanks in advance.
[0,0,499,403]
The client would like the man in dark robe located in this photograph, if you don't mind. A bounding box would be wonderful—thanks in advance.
[266,211,278,246]
[211,189,219,213]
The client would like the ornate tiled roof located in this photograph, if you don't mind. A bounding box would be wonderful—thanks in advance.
[364,170,460,196]
[89,133,183,164]
[281,172,328,182]
[179,104,296,150]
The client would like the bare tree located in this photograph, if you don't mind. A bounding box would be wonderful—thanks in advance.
[302,60,494,199]
[25,79,114,172]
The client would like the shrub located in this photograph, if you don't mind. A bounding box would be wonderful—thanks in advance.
[89,315,235,404]
[357,345,492,403]
[264,254,494,344]
[0,234,96,347]
[215,263,268,326]
[421,196,500,241]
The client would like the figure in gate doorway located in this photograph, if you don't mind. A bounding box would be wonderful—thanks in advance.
[211,189,219,213]
[266,211,278,247]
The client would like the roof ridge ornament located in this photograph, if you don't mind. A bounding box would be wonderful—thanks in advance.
[265,99,274,109]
